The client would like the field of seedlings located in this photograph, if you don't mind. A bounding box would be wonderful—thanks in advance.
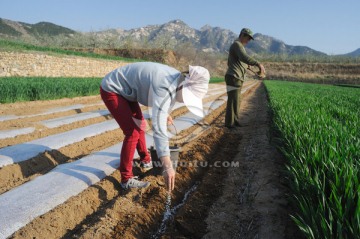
[1,63,358,238]
[0,77,102,103]
[0,77,225,103]
[265,80,360,238]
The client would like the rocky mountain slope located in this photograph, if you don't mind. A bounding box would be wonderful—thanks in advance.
[1,17,358,56]
[0,18,75,38]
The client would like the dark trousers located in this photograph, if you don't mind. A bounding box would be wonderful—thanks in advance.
[225,75,244,127]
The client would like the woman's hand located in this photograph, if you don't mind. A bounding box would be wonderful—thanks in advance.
[167,115,173,126]
[160,156,175,192]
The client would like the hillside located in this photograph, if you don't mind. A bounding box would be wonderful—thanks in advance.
[247,33,326,56]
[98,19,325,55]
[0,18,76,38]
[0,18,359,57]
[343,48,360,57]
[0,18,325,56]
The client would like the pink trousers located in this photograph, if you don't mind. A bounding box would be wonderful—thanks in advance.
[100,87,151,182]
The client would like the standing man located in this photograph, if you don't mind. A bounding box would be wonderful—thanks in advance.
[100,62,210,191]
[225,28,266,128]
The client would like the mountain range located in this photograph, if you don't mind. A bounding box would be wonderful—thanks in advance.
[0,17,359,57]
[0,18,75,38]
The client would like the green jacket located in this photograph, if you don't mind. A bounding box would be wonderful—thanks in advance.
[226,39,259,81]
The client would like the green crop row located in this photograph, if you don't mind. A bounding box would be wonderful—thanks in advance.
[264,80,360,239]
[209,77,224,84]
[0,77,102,103]
[0,76,223,103]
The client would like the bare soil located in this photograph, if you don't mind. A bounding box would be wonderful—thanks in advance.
[263,62,360,85]
[0,96,108,148]
[0,85,227,195]
[2,82,302,239]
[150,83,303,239]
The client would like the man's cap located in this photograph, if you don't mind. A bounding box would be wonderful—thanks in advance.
[182,65,210,118]
[240,28,254,40]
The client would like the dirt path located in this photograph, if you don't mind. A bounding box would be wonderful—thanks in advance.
[162,82,302,239]
[221,83,300,238]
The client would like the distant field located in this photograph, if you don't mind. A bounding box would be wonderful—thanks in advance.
[0,39,138,62]
[264,62,360,85]
[2,39,360,83]
[209,77,224,84]
[0,77,223,103]
[265,80,360,238]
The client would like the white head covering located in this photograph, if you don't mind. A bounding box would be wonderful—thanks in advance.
[182,65,210,117]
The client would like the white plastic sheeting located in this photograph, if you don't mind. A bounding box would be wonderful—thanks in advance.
[41,110,110,128]
[0,102,103,123]
[0,85,225,167]
[0,84,240,168]
[0,120,118,167]
[0,82,256,238]
[0,86,225,123]
[0,115,18,122]
[0,104,85,122]
[0,143,122,239]
[0,94,225,239]
[0,84,244,168]
[0,127,35,140]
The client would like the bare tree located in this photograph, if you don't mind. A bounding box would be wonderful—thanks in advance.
[153,33,176,50]
[122,35,135,49]
[88,29,99,49]
[174,42,197,65]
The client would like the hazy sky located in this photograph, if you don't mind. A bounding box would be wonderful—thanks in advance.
[1,0,359,54]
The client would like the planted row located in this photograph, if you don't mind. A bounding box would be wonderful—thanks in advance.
[265,80,360,239]
[0,76,223,103]
[0,77,102,103]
